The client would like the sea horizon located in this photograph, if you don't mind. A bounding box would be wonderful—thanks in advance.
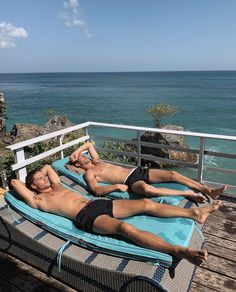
[1,69,236,75]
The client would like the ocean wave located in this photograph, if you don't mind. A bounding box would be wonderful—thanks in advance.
[205,145,219,167]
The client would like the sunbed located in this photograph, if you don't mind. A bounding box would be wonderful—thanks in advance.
[0,174,205,292]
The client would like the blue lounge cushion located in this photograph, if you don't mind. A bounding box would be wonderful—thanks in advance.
[5,186,197,267]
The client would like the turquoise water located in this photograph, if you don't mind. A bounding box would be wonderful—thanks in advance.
[0,71,236,184]
[1,71,236,135]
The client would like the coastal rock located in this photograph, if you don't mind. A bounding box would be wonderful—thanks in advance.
[40,115,74,135]
[9,123,41,144]
[4,115,75,147]
[140,124,197,167]
[0,92,7,138]
[0,114,77,187]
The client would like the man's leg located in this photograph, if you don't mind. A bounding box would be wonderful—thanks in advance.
[112,198,222,224]
[92,214,208,265]
[131,181,207,203]
[148,169,227,199]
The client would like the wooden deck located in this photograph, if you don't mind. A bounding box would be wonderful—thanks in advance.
[0,193,235,292]
[190,194,236,292]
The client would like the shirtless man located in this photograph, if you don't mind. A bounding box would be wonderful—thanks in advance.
[69,142,227,203]
[11,164,222,266]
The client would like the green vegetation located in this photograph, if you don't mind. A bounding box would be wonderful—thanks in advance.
[98,141,136,166]
[0,155,15,184]
[147,104,179,127]
[45,108,67,121]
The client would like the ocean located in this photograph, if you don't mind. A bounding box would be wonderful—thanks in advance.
[1,71,235,134]
[0,71,236,184]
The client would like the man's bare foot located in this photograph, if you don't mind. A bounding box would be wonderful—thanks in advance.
[185,190,207,204]
[193,200,222,224]
[209,185,227,200]
[178,248,208,265]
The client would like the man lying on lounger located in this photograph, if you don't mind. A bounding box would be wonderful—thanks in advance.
[11,164,222,266]
[68,142,227,203]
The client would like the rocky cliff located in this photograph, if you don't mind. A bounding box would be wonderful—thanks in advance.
[0,92,7,138]
[140,124,197,167]
[0,115,75,158]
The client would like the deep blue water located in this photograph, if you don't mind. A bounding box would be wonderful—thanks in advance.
[0,71,236,181]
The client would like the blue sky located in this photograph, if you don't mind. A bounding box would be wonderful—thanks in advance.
[0,0,236,73]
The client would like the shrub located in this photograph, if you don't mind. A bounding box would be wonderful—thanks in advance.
[147,104,179,128]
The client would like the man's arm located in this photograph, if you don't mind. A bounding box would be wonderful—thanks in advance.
[65,164,85,174]
[85,171,128,196]
[11,179,38,209]
[40,164,61,185]
[70,142,99,163]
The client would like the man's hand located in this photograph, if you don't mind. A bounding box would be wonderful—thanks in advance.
[70,142,99,163]
[116,184,129,192]
[41,164,61,185]
[70,152,79,163]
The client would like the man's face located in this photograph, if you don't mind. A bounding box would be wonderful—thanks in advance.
[74,155,92,169]
[31,171,51,191]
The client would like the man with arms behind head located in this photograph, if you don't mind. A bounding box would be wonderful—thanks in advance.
[69,142,227,203]
[11,165,222,265]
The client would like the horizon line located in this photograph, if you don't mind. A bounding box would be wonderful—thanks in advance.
[1,69,236,74]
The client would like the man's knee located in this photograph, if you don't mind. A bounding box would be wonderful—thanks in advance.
[116,222,137,237]
[168,170,178,181]
[140,198,153,210]
[134,182,151,194]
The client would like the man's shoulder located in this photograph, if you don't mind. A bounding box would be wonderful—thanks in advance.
[51,182,63,190]
[85,169,95,176]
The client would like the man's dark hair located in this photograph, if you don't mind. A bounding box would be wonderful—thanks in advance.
[25,168,40,191]
[67,160,76,166]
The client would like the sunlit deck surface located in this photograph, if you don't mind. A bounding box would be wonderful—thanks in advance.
[0,192,235,292]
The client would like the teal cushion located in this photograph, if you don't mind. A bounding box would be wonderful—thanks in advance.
[5,188,196,267]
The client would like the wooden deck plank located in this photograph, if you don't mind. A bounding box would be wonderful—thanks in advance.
[190,282,218,292]
[191,268,236,292]
[206,216,236,238]
[209,198,236,221]
[199,254,236,279]
[0,251,76,292]
[191,195,236,292]
[0,279,23,292]
[203,215,236,241]
[204,241,236,261]
[204,233,236,252]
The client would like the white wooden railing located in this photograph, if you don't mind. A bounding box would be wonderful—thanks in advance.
[6,121,236,192]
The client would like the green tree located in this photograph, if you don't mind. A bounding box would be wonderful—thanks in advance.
[147,104,179,127]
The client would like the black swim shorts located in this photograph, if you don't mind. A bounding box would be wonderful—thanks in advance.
[74,200,113,233]
[124,167,150,188]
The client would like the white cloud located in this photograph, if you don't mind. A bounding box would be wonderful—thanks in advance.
[0,22,28,48]
[60,0,92,37]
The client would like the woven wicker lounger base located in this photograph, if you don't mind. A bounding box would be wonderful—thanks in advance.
[0,192,203,292]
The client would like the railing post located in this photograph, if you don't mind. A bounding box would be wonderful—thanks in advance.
[57,135,64,159]
[198,137,206,183]
[85,126,89,137]
[14,148,27,182]
[137,130,141,167]
[86,126,94,144]
[85,126,91,143]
